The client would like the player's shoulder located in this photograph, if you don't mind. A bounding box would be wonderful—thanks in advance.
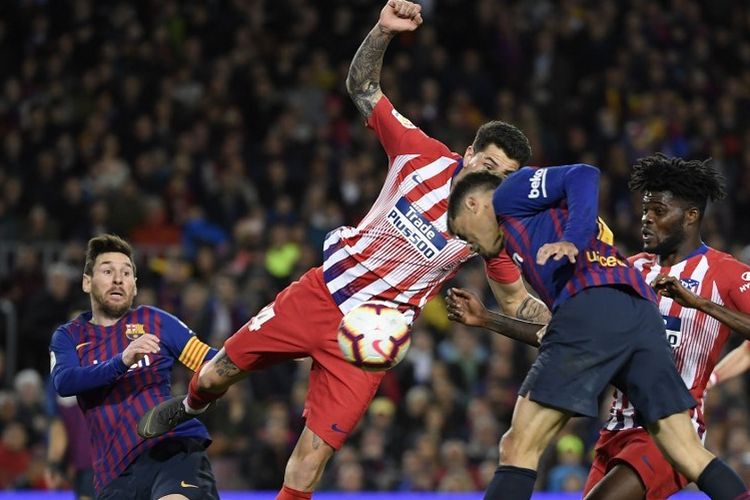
[139,305,183,322]
[138,305,191,333]
[55,312,89,337]
[706,248,750,280]
[374,96,452,154]
[50,313,88,348]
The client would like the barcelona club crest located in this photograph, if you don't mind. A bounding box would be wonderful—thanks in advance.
[125,323,147,341]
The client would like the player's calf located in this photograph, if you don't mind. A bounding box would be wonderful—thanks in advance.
[649,411,745,499]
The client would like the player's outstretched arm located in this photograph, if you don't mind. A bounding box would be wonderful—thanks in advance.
[710,341,750,388]
[446,287,546,347]
[346,0,422,118]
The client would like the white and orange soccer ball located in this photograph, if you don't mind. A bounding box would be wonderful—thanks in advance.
[337,302,412,371]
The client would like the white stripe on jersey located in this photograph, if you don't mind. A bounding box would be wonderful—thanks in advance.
[606,250,733,435]
[323,151,473,319]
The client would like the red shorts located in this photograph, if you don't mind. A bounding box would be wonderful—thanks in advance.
[583,428,689,500]
[224,267,384,449]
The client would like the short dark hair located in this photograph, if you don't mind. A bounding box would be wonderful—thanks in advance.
[472,121,531,166]
[447,171,504,234]
[84,234,136,276]
[628,153,726,215]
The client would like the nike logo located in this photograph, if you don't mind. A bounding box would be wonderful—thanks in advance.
[75,342,92,351]
[411,173,422,184]
[372,340,391,361]
[180,481,199,488]
[331,423,347,434]
[640,455,655,473]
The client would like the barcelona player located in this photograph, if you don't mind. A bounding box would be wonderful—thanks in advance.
[447,164,747,499]
[49,234,218,499]
[136,1,546,499]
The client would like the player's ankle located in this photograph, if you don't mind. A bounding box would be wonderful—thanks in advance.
[182,398,208,415]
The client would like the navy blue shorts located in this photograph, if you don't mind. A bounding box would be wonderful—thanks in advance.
[519,286,696,424]
[97,438,218,500]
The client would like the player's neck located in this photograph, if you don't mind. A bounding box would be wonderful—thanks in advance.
[657,234,703,267]
[89,309,124,327]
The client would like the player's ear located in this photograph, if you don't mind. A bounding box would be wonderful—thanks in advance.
[465,193,479,213]
[82,273,91,293]
[685,207,700,226]
[464,145,474,162]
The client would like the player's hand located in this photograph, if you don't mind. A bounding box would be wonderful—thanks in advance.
[44,463,65,489]
[651,274,701,308]
[378,0,423,34]
[536,241,578,265]
[446,287,487,327]
[706,371,720,391]
[122,333,160,366]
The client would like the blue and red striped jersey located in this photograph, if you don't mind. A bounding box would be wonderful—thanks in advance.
[49,305,216,492]
[492,164,655,309]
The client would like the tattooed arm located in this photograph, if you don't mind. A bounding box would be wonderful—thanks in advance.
[346,0,423,118]
[488,277,551,324]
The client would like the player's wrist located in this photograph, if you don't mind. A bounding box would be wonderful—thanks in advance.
[375,22,397,36]
[691,295,710,310]
[708,371,720,388]
[117,352,131,368]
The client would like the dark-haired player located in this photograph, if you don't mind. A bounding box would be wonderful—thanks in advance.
[49,234,218,499]
[136,2,546,499]
[447,162,747,499]
[584,154,750,499]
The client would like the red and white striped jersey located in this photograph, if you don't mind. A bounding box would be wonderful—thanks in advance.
[323,96,519,320]
[605,245,750,435]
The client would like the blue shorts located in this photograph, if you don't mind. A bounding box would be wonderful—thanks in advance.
[97,438,218,500]
[519,286,696,424]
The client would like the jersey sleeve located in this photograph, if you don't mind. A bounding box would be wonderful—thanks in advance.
[155,308,217,372]
[49,327,130,397]
[492,164,600,251]
[484,252,521,284]
[716,258,750,313]
[367,96,451,161]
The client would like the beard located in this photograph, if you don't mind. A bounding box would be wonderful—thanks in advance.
[645,228,685,257]
[91,288,134,319]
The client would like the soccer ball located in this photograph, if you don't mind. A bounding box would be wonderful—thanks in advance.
[337,302,412,371]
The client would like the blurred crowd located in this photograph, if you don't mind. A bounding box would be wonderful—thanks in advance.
[0,0,749,493]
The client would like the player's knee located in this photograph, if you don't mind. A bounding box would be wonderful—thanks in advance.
[499,426,545,466]
[498,428,520,463]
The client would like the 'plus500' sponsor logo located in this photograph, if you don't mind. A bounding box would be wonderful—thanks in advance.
[387,197,447,260]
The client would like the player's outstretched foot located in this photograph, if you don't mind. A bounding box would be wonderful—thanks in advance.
[138,395,207,439]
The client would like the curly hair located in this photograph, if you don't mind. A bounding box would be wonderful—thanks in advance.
[628,153,726,214]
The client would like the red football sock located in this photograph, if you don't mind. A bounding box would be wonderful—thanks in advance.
[185,368,226,411]
[276,485,312,499]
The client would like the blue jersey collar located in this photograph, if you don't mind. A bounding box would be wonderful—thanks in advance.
[685,242,709,260]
